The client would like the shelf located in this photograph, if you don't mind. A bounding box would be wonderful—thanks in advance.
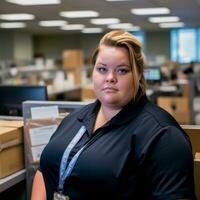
[0,169,26,192]
[47,85,81,96]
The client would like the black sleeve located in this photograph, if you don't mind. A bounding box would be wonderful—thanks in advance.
[141,126,196,200]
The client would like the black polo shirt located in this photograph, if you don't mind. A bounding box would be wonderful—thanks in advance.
[40,95,196,200]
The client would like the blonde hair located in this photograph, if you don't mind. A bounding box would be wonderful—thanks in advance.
[91,30,146,99]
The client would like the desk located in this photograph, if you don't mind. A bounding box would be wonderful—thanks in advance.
[0,169,26,193]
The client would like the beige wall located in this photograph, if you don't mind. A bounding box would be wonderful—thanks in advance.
[13,31,33,62]
[0,30,33,62]
[146,30,170,59]
[33,33,104,61]
[0,30,170,63]
[33,31,170,62]
[33,34,82,59]
[0,30,14,60]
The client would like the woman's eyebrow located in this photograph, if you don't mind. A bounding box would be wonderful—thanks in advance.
[95,62,131,68]
[95,62,107,66]
[116,64,131,68]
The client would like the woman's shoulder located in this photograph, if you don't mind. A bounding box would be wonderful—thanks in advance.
[134,99,191,160]
[143,99,181,128]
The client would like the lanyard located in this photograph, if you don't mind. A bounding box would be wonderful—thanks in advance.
[58,125,86,191]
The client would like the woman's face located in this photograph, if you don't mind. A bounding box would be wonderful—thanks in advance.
[92,45,135,108]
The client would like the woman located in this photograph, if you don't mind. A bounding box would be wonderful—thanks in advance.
[31,30,196,200]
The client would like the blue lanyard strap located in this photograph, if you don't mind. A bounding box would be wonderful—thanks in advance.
[58,126,86,191]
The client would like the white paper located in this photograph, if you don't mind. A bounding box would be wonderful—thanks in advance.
[31,145,46,162]
[31,106,59,119]
[29,125,58,146]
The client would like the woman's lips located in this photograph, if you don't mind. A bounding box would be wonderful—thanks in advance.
[102,87,118,92]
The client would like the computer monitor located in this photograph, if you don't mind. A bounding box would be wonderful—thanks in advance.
[0,85,48,116]
[144,67,161,83]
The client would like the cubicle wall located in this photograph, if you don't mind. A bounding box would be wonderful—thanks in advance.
[189,74,200,124]
[22,100,88,199]
[182,125,200,200]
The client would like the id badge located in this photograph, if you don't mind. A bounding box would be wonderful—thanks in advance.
[53,192,70,200]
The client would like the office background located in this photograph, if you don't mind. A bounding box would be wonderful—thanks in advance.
[0,1,200,199]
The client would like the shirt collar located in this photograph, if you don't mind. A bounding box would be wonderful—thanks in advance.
[77,95,149,128]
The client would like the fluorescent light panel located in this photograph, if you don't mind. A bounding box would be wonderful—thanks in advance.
[108,23,134,29]
[0,13,34,20]
[61,24,85,30]
[90,18,120,25]
[6,0,60,5]
[82,28,103,34]
[106,0,134,1]
[159,22,184,28]
[131,7,170,15]
[60,10,99,18]
[149,16,180,23]
[108,23,141,31]
[127,26,141,31]
[39,20,67,27]
[0,22,26,28]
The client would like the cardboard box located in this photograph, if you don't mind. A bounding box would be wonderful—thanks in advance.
[196,152,200,160]
[0,120,24,178]
[157,97,190,124]
[62,49,84,85]
[194,159,200,200]
[25,118,60,163]
[0,120,23,128]
[181,126,200,199]
[182,125,200,156]
[81,84,96,101]
[62,49,84,69]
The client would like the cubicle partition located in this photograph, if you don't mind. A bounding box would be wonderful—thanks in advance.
[22,100,88,199]
[182,125,200,200]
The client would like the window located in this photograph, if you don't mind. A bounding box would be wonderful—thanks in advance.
[130,31,145,50]
[171,29,199,63]
[198,29,200,61]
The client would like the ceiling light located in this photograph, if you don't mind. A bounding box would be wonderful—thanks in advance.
[131,7,170,15]
[159,22,184,28]
[90,18,120,25]
[108,23,134,29]
[149,16,180,23]
[39,20,67,27]
[81,28,103,34]
[127,26,141,31]
[60,11,99,18]
[106,0,134,1]
[6,0,60,5]
[0,13,35,20]
[61,24,85,30]
[107,23,141,31]
[0,22,26,28]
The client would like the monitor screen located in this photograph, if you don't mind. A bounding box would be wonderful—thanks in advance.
[144,67,161,81]
[0,85,48,116]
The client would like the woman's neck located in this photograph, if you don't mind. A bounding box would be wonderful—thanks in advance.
[100,105,121,121]
[93,105,121,132]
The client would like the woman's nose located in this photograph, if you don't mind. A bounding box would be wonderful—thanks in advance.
[106,71,117,83]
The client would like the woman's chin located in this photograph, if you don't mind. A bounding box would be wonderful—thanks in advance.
[100,97,121,107]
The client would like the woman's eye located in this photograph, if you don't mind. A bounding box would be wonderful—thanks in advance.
[117,68,129,75]
[96,66,107,74]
